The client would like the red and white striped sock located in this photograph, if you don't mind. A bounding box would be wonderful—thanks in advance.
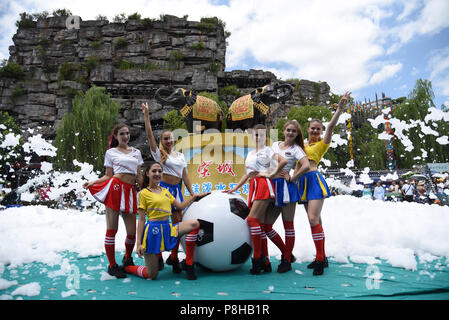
[311,224,325,262]
[247,217,262,259]
[283,221,295,262]
[185,226,200,266]
[260,224,269,262]
[105,229,117,267]
[264,223,286,256]
[124,234,136,259]
[125,265,148,279]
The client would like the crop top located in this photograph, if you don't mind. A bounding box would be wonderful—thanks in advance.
[271,141,306,171]
[304,139,330,164]
[150,147,187,178]
[245,146,277,175]
[104,147,144,175]
[138,187,175,219]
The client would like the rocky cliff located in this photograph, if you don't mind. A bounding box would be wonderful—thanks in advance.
[0,14,330,156]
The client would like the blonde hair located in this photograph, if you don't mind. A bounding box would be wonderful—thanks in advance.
[159,130,172,164]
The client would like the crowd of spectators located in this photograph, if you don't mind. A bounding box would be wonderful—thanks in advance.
[337,175,449,206]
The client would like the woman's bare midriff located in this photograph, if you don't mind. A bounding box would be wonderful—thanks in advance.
[162,174,182,185]
[114,173,136,185]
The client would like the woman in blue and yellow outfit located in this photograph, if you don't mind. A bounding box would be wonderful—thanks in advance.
[295,91,351,276]
[126,161,209,281]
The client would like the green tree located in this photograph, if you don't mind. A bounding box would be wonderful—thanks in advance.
[352,122,386,170]
[54,86,120,172]
[0,112,24,184]
[392,79,449,168]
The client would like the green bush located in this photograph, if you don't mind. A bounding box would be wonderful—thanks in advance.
[190,42,205,50]
[58,62,77,81]
[15,12,35,28]
[218,85,242,98]
[114,37,128,49]
[163,110,187,131]
[84,56,100,72]
[127,12,141,20]
[89,41,103,49]
[0,61,25,80]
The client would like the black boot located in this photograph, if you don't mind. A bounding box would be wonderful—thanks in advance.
[263,260,272,273]
[122,256,134,268]
[277,258,292,273]
[166,256,182,274]
[185,264,197,280]
[313,260,325,276]
[108,264,127,278]
[250,256,266,275]
[307,257,328,269]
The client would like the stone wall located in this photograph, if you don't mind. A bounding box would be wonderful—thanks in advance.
[0,14,330,157]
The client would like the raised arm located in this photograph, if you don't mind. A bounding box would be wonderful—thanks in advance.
[142,102,157,153]
[323,91,351,144]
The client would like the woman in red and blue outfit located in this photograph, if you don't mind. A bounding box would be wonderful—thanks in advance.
[83,124,143,278]
[226,124,287,275]
[295,91,351,276]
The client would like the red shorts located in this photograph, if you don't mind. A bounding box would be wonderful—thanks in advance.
[88,177,137,214]
[248,176,275,208]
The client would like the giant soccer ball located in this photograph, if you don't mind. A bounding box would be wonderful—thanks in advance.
[181,191,252,271]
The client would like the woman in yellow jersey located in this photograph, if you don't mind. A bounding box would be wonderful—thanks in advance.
[125,161,209,280]
[295,91,351,276]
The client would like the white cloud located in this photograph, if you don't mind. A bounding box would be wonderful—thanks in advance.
[389,0,449,48]
[368,63,403,85]
[427,46,449,97]
[0,0,448,103]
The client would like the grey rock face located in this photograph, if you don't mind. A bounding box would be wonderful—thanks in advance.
[1,14,330,156]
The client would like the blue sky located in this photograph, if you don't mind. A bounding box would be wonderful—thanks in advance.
[1,0,448,108]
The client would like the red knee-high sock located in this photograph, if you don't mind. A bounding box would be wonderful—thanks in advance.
[283,221,295,262]
[185,226,199,266]
[125,265,148,279]
[125,234,136,259]
[247,217,262,259]
[170,240,180,260]
[260,224,269,262]
[264,224,286,256]
[311,224,325,262]
[105,229,117,267]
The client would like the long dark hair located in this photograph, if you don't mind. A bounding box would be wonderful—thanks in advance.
[142,161,163,188]
[108,124,130,149]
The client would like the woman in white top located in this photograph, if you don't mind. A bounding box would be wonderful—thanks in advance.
[265,120,310,273]
[142,102,196,275]
[83,124,144,279]
[225,124,287,275]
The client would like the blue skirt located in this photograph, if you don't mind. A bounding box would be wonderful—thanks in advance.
[160,181,184,212]
[272,177,300,206]
[298,171,331,203]
[141,220,180,254]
